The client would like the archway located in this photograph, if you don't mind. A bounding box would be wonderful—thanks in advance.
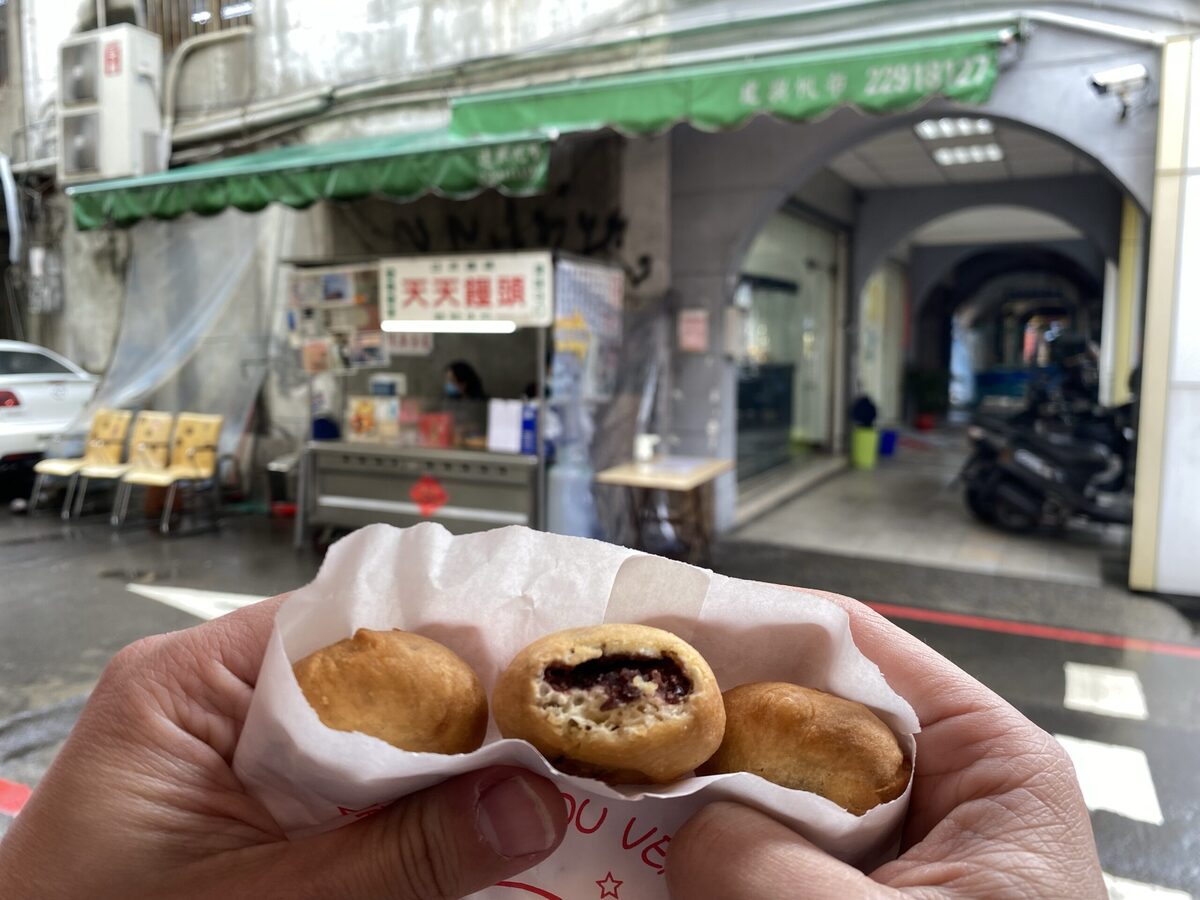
[905,236,1106,419]
[718,102,1144,583]
[669,73,1153,530]
[720,114,1132,513]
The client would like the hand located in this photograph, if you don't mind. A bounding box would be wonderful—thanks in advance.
[667,589,1105,899]
[0,596,567,899]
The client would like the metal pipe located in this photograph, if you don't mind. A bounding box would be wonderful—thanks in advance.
[171,89,331,145]
[513,0,1188,54]
[160,26,255,165]
[0,154,21,264]
[462,9,1163,100]
[1023,9,1166,46]
[9,157,57,175]
[180,6,1168,153]
[333,4,1169,108]
[95,0,106,29]
[22,2,1160,170]
[176,14,1013,153]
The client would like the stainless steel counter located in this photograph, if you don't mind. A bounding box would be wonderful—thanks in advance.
[297,441,540,542]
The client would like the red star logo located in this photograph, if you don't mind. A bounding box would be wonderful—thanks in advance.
[596,872,622,898]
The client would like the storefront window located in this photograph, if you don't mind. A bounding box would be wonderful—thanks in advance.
[736,211,839,479]
[289,263,543,453]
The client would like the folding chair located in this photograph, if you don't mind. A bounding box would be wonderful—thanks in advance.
[69,410,176,526]
[118,413,224,534]
[31,408,132,520]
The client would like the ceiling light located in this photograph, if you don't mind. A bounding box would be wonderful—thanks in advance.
[190,10,212,23]
[914,117,995,141]
[221,1,253,19]
[382,319,518,334]
[932,142,1005,166]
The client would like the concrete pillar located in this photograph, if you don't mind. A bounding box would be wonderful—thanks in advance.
[1112,197,1148,406]
[1098,258,1119,407]
[1129,36,1200,596]
[832,232,849,453]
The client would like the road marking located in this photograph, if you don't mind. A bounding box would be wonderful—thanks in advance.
[865,601,1200,660]
[125,584,266,621]
[0,778,32,817]
[1055,735,1164,825]
[1064,662,1149,720]
[1104,872,1192,899]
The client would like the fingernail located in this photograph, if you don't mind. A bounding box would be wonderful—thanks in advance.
[476,774,559,859]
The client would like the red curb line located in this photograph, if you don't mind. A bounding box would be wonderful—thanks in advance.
[0,778,32,817]
[865,601,1200,660]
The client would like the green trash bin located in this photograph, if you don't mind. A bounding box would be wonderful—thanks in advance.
[851,426,879,470]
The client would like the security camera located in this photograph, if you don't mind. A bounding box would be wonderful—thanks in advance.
[1089,63,1149,95]
[1089,64,1149,118]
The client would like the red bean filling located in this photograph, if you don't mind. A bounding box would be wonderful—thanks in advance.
[543,655,692,710]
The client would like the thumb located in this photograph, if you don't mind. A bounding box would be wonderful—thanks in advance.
[284,767,567,899]
[667,801,892,900]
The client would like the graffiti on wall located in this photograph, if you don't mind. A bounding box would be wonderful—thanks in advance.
[338,180,655,288]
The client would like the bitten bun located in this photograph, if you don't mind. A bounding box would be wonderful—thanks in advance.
[293,628,487,754]
[697,682,910,814]
[493,624,725,784]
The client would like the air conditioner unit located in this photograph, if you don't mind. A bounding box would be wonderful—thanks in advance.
[57,24,163,185]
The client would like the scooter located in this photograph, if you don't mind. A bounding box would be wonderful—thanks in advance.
[960,402,1135,533]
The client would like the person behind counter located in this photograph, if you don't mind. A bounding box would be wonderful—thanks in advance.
[443,360,489,446]
[445,361,486,401]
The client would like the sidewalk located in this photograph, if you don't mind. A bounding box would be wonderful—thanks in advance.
[733,428,1130,588]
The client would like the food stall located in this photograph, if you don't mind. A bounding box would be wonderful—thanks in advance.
[290,251,624,544]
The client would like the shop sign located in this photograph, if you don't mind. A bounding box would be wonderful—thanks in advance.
[379,252,553,327]
[383,332,434,357]
[730,51,994,118]
[553,259,624,404]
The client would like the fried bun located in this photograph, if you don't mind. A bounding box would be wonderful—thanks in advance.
[493,624,725,784]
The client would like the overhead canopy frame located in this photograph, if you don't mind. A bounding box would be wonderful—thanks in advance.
[67,129,551,230]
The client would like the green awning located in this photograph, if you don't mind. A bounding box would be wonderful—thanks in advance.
[67,129,551,230]
[451,30,1011,137]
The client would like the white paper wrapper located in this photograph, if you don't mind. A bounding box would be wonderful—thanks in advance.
[233,523,919,899]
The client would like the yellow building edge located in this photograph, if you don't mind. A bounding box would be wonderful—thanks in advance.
[1129,37,1191,591]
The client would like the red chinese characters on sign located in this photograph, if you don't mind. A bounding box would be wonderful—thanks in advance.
[402,278,428,307]
[409,474,448,516]
[497,275,526,308]
[433,277,459,307]
[384,331,433,357]
[103,41,122,76]
[381,254,550,326]
[464,277,492,308]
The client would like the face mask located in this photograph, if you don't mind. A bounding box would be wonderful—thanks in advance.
[444,382,462,398]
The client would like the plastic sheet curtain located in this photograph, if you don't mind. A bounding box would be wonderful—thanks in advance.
[84,207,275,460]
[591,301,672,546]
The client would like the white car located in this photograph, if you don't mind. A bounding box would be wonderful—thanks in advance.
[0,340,98,468]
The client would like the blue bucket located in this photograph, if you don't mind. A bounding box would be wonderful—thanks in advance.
[879,429,898,457]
